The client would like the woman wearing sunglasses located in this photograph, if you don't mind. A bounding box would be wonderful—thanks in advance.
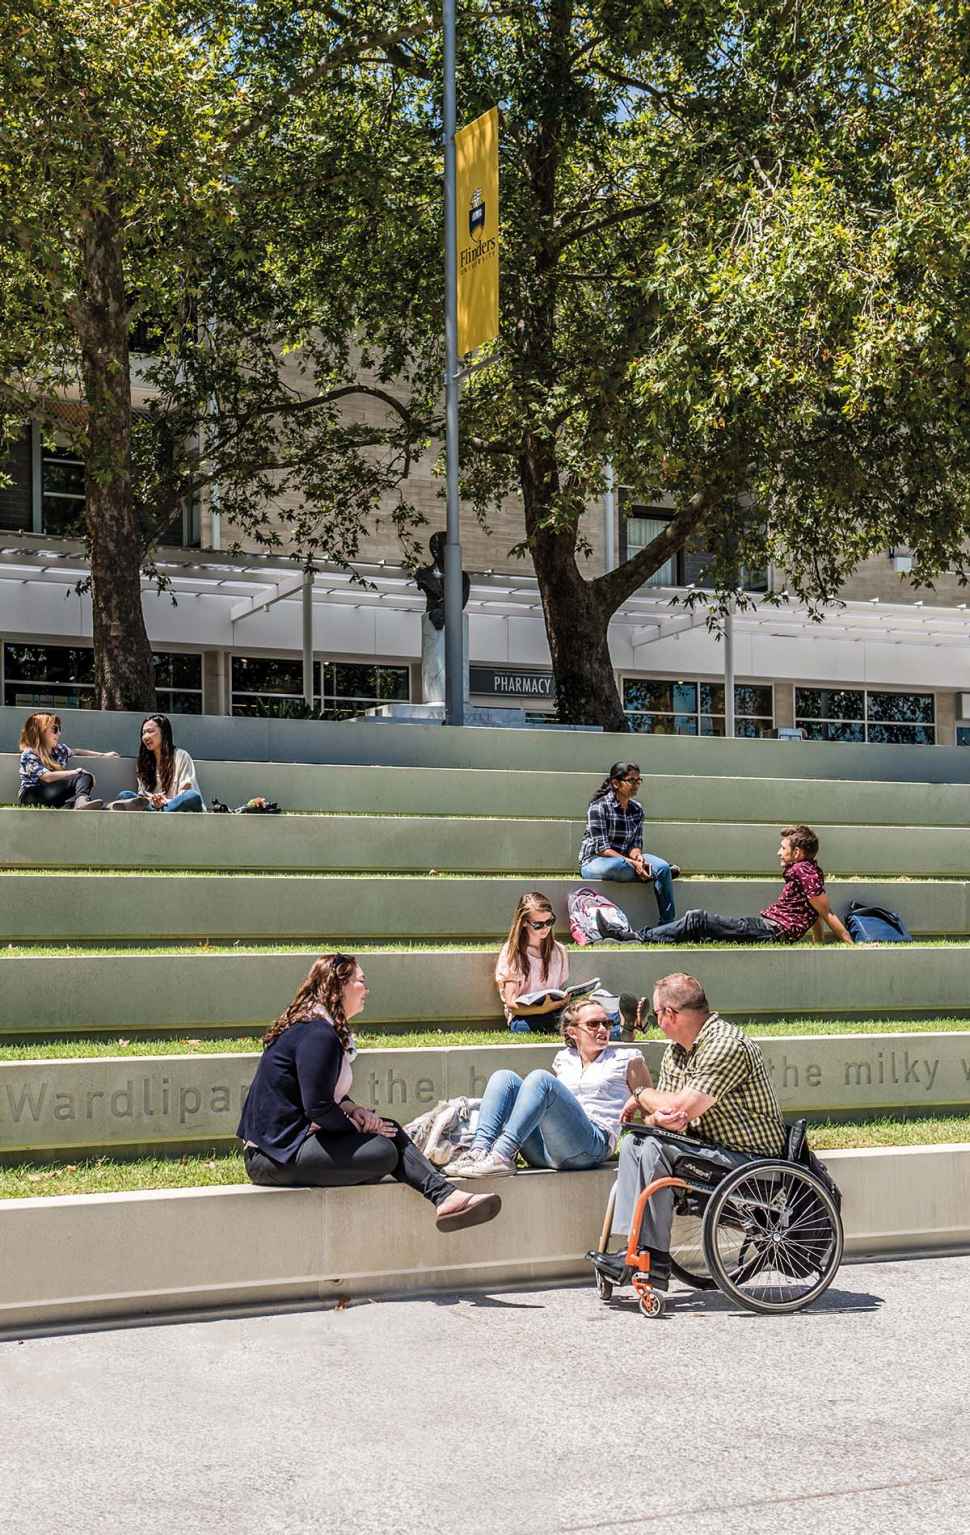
[495,891,571,1028]
[578,761,679,924]
[447,998,651,1179]
[239,953,502,1231]
[17,712,118,810]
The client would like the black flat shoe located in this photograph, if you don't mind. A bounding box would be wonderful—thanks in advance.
[586,1249,630,1284]
[619,993,646,1036]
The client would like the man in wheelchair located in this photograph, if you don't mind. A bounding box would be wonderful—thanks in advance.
[591,972,786,1294]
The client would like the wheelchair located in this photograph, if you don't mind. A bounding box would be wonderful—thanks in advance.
[588,1120,844,1318]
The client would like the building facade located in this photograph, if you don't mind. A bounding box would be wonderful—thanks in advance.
[2,412,970,744]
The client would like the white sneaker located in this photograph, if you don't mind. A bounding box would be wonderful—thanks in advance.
[450,1149,516,1180]
[445,1147,488,1178]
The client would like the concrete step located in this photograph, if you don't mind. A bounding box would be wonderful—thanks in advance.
[0,1144,966,1332]
[9,753,970,827]
[2,810,969,876]
[4,944,970,1038]
[6,704,970,782]
[1,1034,966,1160]
[0,872,962,942]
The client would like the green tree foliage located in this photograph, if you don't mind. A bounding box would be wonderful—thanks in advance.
[0,0,437,708]
[440,0,970,726]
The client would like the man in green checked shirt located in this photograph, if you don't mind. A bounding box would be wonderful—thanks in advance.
[593,972,785,1293]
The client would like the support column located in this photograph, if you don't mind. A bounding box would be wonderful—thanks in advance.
[724,599,735,738]
[302,571,314,710]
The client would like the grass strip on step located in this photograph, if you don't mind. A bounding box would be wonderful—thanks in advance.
[3,1015,970,1061]
[2,938,969,958]
[3,1112,970,1199]
[2,867,968,883]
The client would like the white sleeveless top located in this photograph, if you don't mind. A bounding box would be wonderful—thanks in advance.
[553,1045,640,1151]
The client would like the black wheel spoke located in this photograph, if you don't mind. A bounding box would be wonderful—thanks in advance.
[702,1161,843,1315]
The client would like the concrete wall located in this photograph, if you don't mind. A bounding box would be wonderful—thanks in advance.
[0,872,964,943]
[10,756,970,824]
[5,945,970,1037]
[1,1143,968,1331]
[5,707,970,781]
[1,1033,967,1159]
[3,814,970,880]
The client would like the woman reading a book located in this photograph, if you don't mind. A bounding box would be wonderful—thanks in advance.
[495,892,571,1027]
[446,998,652,1179]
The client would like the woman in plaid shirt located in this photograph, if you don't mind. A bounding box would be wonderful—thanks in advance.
[578,762,679,924]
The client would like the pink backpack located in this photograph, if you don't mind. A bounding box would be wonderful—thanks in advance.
[567,886,635,946]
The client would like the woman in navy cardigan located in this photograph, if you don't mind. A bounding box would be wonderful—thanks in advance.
[238,953,502,1232]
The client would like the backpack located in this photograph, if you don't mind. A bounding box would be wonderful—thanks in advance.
[404,1097,481,1166]
[841,901,913,944]
[567,886,636,945]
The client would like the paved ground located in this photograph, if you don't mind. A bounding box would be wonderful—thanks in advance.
[2,1254,969,1535]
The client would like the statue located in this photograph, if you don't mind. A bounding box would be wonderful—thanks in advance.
[414,530,470,632]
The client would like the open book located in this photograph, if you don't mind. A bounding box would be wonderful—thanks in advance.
[514,976,601,1009]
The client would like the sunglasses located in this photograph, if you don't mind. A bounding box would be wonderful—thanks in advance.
[527,917,555,930]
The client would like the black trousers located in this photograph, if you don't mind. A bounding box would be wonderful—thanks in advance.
[19,771,95,809]
[244,1121,455,1208]
[637,909,779,945]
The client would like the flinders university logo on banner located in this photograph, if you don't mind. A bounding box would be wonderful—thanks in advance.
[469,187,486,237]
[456,107,499,355]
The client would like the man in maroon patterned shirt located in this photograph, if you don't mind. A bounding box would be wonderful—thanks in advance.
[629,826,855,946]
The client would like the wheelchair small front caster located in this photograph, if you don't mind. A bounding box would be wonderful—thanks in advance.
[595,1272,613,1302]
[638,1291,664,1318]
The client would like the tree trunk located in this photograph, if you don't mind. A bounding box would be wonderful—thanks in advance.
[521,441,628,731]
[75,189,156,712]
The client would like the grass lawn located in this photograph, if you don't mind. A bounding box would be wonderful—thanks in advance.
[2,1111,969,1199]
[3,937,969,958]
[1,1014,969,1061]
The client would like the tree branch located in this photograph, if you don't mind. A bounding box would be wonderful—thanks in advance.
[230,18,433,146]
[555,202,661,252]
[593,490,717,611]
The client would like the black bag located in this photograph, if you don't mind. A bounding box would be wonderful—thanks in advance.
[210,797,281,815]
[840,901,913,944]
[785,1117,843,1212]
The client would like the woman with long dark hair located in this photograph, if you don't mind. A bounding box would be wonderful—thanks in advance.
[578,761,679,923]
[110,714,204,811]
[238,954,503,1231]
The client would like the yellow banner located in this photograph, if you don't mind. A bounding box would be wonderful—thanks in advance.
[456,107,499,356]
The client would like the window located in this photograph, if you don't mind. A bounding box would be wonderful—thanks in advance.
[320,661,410,721]
[1,644,201,713]
[230,656,410,719]
[622,506,676,588]
[153,652,203,715]
[41,445,85,535]
[3,643,95,709]
[619,495,769,592]
[231,656,313,717]
[623,678,774,737]
[38,433,198,547]
[794,688,935,745]
[957,727,970,747]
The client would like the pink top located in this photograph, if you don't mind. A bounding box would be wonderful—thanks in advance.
[495,940,569,1003]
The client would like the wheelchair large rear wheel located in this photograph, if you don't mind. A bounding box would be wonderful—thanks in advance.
[702,1161,843,1315]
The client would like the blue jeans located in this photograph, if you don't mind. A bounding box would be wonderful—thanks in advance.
[473,1069,610,1170]
[580,853,676,924]
[116,788,204,813]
